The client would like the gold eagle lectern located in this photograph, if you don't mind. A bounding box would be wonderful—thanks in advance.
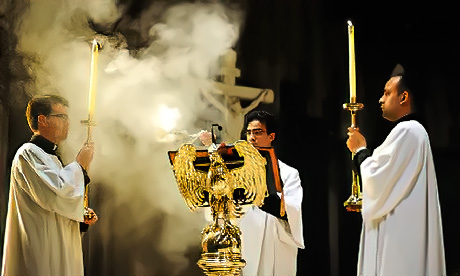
[169,140,268,276]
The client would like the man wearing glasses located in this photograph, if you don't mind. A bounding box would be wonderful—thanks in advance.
[2,94,97,276]
[238,110,304,276]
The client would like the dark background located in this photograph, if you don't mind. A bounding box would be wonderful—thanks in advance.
[237,1,460,275]
[1,1,460,275]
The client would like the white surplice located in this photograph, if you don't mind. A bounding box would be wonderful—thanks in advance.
[2,143,86,276]
[358,120,446,276]
[238,160,304,276]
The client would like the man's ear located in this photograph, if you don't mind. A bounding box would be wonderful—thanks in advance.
[400,91,409,104]
[37,115,48,127]
[268,133,275,142]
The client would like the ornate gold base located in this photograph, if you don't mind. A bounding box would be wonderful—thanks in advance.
[344,194,362,212]
[197,219,246,276]
[83,207,95,219]
[197,252,246,276]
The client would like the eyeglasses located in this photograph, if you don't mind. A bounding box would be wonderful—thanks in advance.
[47,114,69,121]
[246,129,266,136]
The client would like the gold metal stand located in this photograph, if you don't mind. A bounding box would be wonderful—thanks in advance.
[80,118,96,219]
[197,214,246,275]
[343,102,364,212]
[169,141,267,275]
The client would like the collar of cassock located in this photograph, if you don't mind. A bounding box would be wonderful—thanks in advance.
[29,135,59,156]
[354,112,424,169]
[394,113,418,124]
[28,135,91,186]
[393,113,426,129]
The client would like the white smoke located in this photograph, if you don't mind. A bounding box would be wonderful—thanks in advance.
[14,0,242,274]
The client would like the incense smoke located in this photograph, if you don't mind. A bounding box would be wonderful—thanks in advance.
[12,0,242,274]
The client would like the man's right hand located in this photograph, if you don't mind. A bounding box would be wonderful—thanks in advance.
[199,131,213,147]
[346,127,367,153]
[76,142,94,170]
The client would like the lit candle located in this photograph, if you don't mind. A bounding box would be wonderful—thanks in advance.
[347,20,356,103]
[87,39,100,121]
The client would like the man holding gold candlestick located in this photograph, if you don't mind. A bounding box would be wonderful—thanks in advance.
[2,94,97,276]
[346,65,445,275]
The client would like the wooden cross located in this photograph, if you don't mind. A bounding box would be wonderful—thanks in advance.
[203,49,274,141]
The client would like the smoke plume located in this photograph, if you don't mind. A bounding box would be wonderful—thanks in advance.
[12,0,243,274]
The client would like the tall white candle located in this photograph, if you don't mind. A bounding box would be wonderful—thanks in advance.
[348,20,356,103]
[87,39,100,120]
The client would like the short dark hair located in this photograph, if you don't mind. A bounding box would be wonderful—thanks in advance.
[394,75,413,97]
[391,64,417,110]
[244,110,278,140]
[26,94,69,131]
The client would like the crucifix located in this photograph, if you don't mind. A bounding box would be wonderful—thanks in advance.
[202,49,274,141]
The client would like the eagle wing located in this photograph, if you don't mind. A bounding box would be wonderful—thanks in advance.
[172,144,208,211]
[230,140,267,207]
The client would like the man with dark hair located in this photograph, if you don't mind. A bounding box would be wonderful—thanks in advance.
[346,65,445,275]
[2,94,98,276]
[238,110,304,276]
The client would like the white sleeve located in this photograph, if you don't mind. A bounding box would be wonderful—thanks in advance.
[360,123,426,222]
[278,163,304,249]
[14,147,86,221]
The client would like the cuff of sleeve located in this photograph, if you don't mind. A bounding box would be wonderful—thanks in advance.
[352,148,371,175]
[354,148,371,166]
[80,222,89,232]
[79,165,91,186]
[260,194,288,221]
[354,147,367,154]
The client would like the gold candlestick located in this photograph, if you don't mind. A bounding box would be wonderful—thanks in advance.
[343,20,364,212]
[81,39,101,217]
[343,102,364,212]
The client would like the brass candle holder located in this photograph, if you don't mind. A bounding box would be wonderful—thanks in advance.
[343,102,364,212]
[80,118,96,220]
[81,39,101,220]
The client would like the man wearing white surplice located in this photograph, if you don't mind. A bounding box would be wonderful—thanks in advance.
[238,110,304,276]
[346,65,446,276]
[2,94,98,276]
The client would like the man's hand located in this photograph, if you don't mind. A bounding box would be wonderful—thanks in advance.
[199,131,213,147]
[346,127,367,153]
[84,207,98,226]
[77,142,94,170]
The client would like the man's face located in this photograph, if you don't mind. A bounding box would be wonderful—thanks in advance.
[246,120,275,148]
[40,103,70,143]
[379,76,403,122]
